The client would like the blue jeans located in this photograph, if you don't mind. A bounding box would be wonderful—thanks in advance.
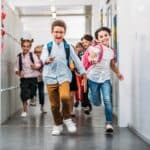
[88,79,112,124]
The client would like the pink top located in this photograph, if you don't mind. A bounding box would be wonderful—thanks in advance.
[14,52,41,78]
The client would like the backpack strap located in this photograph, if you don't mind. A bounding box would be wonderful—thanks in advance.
[63,39,70,66]
[47,41,53,56]
[18,52,34,71]
[18,53,22,71]
[29,52,34,64]
[97,44,103,62]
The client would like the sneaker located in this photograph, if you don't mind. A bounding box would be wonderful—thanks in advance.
[83,107,90,115]
[105,124,114,133]
[51,125,63,135]
[74,101,79,108]
[21,112,27,117]
[41,106,47,114]
[30,97,36,106]
[63,118,77,133]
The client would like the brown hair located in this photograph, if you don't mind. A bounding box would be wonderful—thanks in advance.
[20,39,33,47]
[95,27,111,39]
[51,19,67,32]
[81,34,93,42]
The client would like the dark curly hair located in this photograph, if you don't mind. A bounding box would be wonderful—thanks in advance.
[95,27,111,39]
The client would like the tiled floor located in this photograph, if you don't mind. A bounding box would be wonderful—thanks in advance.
[0,98,150,150]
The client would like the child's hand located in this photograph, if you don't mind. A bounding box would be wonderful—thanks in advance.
[15,71,20,76]
[30,64,38,70]
[90,59,97,64]
[117,72,124,81]
[20,71,24,77]
[69,60,75,71]
[15,71,24,77]
[45,57,55,64]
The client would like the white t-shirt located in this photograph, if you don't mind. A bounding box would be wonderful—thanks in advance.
[87,45,115,83]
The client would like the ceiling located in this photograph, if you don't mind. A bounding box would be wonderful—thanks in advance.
[17,6,85,17]
[6,0,92,17]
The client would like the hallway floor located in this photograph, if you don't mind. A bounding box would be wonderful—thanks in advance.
[0,98,150,150]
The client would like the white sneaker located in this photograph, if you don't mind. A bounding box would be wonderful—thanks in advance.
[21,112,27,117]
[105,124,114,132]
[51,125,63,135]
[63,118,77,133]
[30,97,36,106]
[40,106,47,114]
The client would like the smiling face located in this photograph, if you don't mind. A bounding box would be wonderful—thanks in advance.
[52,26,65,44]
[97,30,110,47]
[81,39,92,49]
[34,47,42,58]
[21,41,32,55]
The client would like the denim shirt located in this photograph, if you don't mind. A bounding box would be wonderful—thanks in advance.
[41,41,85,84]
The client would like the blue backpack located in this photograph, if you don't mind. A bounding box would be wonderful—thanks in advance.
[47,39,70,66]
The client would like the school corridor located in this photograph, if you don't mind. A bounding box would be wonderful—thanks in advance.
[1,0,150,149]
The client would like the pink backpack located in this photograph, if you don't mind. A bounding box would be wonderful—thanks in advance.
[82,44,103,70]
[82,44,116,70]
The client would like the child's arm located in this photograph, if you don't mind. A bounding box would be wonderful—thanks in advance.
[110,59,124,80]
[70,46,85,75]
[14,57,24,77]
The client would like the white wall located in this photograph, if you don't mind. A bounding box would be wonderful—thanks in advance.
[91,0,101,34]
[0,1,23,124]
[0,0,1,124]
[117,0,150,143]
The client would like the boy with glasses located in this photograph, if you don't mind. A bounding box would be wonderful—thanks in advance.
[41,20,86,135]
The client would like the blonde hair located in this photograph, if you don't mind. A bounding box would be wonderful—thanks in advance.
[34,45,44,52]
[75,42,83,48]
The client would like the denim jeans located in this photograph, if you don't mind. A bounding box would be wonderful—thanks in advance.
[88,79,112,124]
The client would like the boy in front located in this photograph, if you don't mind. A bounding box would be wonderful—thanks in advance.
[41,20,86,135]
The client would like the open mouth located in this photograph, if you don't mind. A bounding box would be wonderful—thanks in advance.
[56,37,62,40]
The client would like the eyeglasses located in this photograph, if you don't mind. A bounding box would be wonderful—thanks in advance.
[53,31,65,34]
[35,51,41,54]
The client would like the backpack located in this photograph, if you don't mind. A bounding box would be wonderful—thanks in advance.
[82,44,117,70]
[47,39,70,67]
[18,52,34,71]
[82,44,104,70]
